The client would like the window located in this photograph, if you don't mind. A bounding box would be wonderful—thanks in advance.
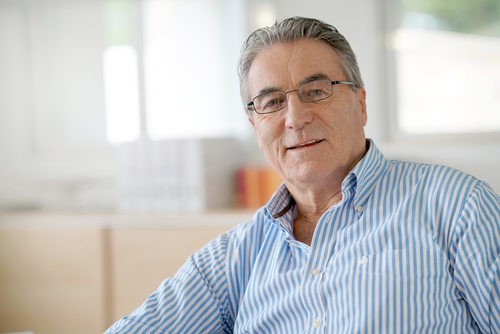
[103,45,141,145]
[391,0,500,135]
[103,0,247,143]
[0,0,246,211]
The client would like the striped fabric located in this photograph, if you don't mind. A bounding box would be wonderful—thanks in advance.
[104,139,500,334]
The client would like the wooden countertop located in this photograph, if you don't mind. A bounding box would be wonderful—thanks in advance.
[0,210,256,229]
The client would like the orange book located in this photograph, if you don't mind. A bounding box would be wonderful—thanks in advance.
[244,167,261,209]
[237,166,283,209]
[259,168,283,206]
[236,168,247,208]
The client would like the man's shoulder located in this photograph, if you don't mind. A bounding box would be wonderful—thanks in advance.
[189,207,275,273]
[224,206,275,243]
[380,159,500,221]
[387,159,479,185]
[384,159,491,199]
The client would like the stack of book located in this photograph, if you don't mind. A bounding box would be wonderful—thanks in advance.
[237,166,283,209]
[116,138,242,212]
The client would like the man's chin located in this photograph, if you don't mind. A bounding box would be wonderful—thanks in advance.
[283,164,332,185]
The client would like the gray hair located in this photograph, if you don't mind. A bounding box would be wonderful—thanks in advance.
[238,17,364,116]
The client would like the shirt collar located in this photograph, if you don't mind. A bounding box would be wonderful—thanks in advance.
[264,138,389,220]
[265,183,294,220]
[347,139,389,210]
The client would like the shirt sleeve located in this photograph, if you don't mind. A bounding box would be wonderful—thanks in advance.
[103,232,233,334]
[451,181,500,334]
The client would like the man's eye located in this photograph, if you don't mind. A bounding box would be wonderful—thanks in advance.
[265,98,280,106]
[259,94,285,111]
[304,89,326,98]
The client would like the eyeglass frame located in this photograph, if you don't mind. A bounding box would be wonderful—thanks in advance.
[246,80,358,115]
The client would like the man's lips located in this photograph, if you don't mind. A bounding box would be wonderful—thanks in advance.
[288,139,324,150]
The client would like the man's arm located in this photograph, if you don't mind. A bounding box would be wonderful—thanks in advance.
[451,181,500,333]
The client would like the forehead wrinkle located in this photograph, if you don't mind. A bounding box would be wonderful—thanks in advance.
[248,40,345,99]
[284,42,304,89]
[248,43,294,98]
[285,40,344,88]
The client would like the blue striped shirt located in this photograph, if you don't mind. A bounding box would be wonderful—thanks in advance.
[105,140,500,334]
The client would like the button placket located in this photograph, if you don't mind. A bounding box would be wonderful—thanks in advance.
[302,214,330,333]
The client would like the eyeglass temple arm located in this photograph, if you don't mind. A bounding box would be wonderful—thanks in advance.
[332,80,358,87]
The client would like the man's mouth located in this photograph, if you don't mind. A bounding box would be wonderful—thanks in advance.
[288,139,323,150]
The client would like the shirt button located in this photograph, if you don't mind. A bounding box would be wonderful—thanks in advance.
[312,318,321,328]
[356,205,364,214]
[311,268,321,276]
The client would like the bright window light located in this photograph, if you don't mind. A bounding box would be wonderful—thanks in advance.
[143,0,240,140]
[393,29,500,134]
[252,4,277,32]
[394,1,500,135]
[103,44,141,145]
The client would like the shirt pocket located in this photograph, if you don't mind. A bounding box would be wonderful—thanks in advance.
[353,248,438,279]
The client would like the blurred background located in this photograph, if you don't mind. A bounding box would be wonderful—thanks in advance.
[0,0,499,333]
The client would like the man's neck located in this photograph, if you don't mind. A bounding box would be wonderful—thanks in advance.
[288,183,343,246]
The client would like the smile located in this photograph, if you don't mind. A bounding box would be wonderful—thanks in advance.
[288,139,324,150]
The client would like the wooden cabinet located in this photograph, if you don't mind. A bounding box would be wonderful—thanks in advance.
[0,229,106,334]
[0,212,251,334]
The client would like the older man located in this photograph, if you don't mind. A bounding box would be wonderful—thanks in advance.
[105,17,500,333]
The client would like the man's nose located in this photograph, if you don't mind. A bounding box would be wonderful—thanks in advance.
[284,93,314,129]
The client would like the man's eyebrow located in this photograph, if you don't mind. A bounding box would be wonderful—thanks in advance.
[299,73,330,85]
[255,86,281,98]
[252,74,330,99]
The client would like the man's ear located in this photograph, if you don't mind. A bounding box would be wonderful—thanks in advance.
[357,87,367,126]
[248,116,263,151]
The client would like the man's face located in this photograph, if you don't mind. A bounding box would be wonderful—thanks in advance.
[247,39,367,187]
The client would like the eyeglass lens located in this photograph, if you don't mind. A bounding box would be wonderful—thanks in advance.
[253,80,333,114]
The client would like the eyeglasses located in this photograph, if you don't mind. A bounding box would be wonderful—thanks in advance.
[247,79,357,115]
